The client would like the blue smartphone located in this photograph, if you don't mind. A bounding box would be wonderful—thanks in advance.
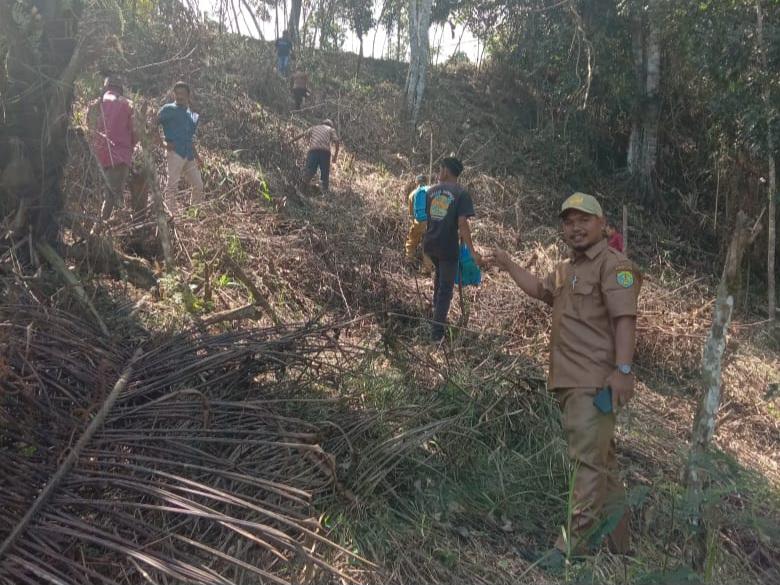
[593,386,613,414]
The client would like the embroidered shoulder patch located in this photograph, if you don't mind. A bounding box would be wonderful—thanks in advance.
[616,270,634,288]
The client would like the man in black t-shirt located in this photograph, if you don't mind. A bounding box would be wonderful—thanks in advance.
[423,156,481,342]
[275,30,293,75]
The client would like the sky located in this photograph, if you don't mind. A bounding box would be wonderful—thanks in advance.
[195,1,482,63]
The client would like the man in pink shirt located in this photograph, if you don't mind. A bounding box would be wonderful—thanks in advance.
[605,222,624,253]
[88,76,137,219]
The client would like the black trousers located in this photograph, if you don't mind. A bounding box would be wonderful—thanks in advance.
[293,87,307,109]
[430,256,458,340]
[304,149,331,190]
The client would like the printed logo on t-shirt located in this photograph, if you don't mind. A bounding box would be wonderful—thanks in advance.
[429,191,454,221]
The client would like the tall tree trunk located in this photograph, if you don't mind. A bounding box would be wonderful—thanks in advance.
[684,211,761,569]
[229,0,242,34]
[288,0,302,44]
[405,0,432,126]
[240,0,265,39]
[627,1,661,200]
[218,0,226,34]
[356,33,364,78]
[767,128,777,322]
[372,0,390,58]
[627,8,643,174]
[0,1,120,244]
[396,20,402,61]
[640,19,660,194]
[756,0,776,321]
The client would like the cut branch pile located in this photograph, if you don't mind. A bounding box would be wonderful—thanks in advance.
[0,304,370,585]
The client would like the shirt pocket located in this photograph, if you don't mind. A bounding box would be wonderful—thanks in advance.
[574,282,595,296]
[572,282,604,318]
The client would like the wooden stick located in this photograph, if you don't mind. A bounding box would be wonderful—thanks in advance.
[222,255,283,327]
[0,347,143,559]
[137,101,174,270]
[429,124,434,182]
[622,204,629,255]
[202,303,262,325]
[36,242,110,337]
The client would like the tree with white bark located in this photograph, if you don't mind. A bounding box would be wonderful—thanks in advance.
[684,211,763,569]
[405,0,433,125]
[288,0,302,44]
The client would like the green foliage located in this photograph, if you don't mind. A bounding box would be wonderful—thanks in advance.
[321,353,568,577]
[225,232,247,263]
[344,0,375,41]
[669,0,778,154]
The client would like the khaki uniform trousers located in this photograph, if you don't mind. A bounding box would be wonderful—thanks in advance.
[165,150,204,213]
[554,387,629,554]
[101,163,130,219]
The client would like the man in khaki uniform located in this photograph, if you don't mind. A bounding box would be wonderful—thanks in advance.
[485,192,640,568]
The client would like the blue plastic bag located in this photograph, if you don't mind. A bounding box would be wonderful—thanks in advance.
[412,186,428,222]
[456,243,481,286]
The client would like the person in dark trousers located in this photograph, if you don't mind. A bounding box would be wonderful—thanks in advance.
[87,75,137,220]
[275,30,293,75]
[423,157,481,342]
[292,119,340,194]
[290,66,310,109]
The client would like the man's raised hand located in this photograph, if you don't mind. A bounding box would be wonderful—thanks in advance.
[483,248,512,270]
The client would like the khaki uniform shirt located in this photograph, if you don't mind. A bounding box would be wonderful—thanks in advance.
[538,238,641,390]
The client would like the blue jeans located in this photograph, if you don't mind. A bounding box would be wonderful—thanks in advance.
[277,55,290,75]
[304,149,331,191]
[430,257,459,340]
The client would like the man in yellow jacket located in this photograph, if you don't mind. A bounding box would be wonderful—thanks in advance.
[404,174,433,272]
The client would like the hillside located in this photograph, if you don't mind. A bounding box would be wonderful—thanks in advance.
[1,25,779,585]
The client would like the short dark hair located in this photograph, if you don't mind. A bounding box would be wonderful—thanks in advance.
[441,156,464,177]
[104,75,123,92]
[173,81,190,94]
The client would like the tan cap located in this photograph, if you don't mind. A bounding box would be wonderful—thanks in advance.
[560,192,603,218]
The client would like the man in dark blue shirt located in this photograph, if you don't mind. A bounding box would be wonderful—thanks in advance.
[423,157,481,342]
[158,81,203,214]
[275,30,293,75]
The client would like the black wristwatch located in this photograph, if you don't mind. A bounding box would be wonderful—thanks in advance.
[617,363,633,376]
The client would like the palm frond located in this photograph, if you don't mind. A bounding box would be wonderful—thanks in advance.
[0,304,369,585]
